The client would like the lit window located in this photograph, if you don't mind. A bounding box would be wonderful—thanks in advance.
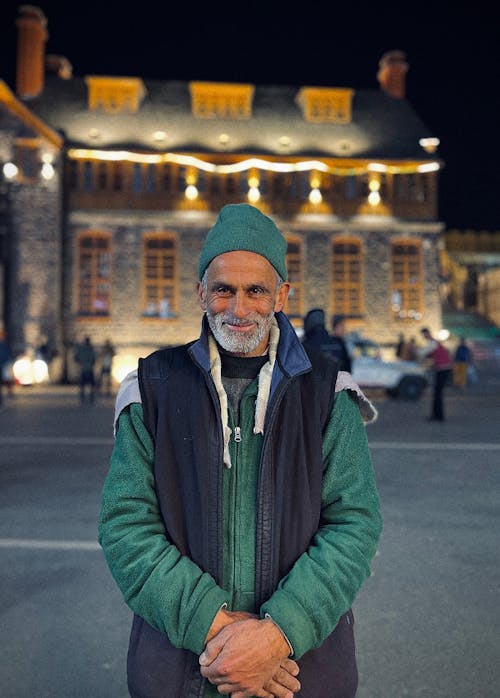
[76,232,111,315]
[284,237,303,319]
[142,233,178,318]
[391,241,423,320]
[331,238,364,316]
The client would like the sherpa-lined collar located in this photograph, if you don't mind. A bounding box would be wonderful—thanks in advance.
[113,311,377,437]
[207,317,281,468]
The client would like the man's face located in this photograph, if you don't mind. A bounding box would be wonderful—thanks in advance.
[197,251,290,357]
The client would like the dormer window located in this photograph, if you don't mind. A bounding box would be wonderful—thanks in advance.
[296,87,354,124]
[189,81,255,119]
[85,76,147,113]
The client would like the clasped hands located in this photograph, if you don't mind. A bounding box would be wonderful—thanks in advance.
[199,609,301,698]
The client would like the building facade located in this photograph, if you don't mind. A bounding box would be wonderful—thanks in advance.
[1,5,445,382]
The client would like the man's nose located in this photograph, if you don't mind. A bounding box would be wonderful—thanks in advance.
[230,291,250,317]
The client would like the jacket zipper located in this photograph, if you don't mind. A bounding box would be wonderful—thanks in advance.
[234,426,242,442]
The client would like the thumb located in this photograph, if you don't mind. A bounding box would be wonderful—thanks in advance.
[199,635,224,667]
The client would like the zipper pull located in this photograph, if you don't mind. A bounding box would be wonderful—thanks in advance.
[234,426,242,443]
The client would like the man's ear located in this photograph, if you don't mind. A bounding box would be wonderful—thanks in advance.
[274,282,290,312]
[197,281,207,310]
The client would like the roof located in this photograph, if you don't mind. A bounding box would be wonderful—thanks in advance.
[25,75,439,161]
[0,80,62,149]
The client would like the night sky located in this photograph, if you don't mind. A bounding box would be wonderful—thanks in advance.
[1,1,499,230]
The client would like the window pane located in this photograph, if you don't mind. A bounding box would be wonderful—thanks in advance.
[284,237,303,318]
[142,234,178,317]
[77,233,111,315]
[331,238,363,315]
[390,241,423,320]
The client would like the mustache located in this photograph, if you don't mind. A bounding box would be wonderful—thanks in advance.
[216,314,257,326]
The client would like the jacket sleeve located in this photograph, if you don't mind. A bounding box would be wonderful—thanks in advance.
[260,389,383,658]
[98,403,230,654]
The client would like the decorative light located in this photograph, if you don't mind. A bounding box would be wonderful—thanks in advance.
[368,191,381,206]
[417,162,440,173]
[309,172,321,189]
[248,187,260,203]
[68,148,441,176]
[218,133,230,145]
[309,188,322,205]
[248,173,259,188]
[367,162,388,172]
[41,162,55,180]
[368,178,380,192]
[419,137,440,153]
[88,128,100,139]
[437,329,450,341]
[152,130,167,142]
[3,162,18,180]
[185,184,198,200]
[12,356,49,385]
[278,136,291,148]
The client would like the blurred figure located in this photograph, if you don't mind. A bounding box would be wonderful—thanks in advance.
[395,332,406,358]
[453,336,472,388]
[330,314,352,372]
[302,308,332,353]
[74,336,97,404]
[99,339,116,396]
[401,336,418,361]
[0,331,14,406]
[301,309,352,372]
[419,328,452,422]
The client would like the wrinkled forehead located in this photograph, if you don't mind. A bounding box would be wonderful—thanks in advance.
[207,250,279,281]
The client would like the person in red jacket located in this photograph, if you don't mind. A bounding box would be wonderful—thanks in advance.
[420,327,453,421]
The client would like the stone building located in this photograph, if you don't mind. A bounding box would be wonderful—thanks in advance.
[0,5,445,382]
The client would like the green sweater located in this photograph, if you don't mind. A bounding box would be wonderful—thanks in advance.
[98,385,382,693]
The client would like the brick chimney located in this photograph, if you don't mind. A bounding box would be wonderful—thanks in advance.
[377,50,408,99]
[16,5,48,99]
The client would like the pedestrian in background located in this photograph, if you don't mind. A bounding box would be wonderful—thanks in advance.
[301,308,335,353]
[74,336,96,404]
[0,331,14,406]
[330,314,352,372]
[99,203,382,698]
[395,332,406,358]
[99,339,115,396]
[419,327,452,422]
[402,336,418,361]
[453,336,472,388]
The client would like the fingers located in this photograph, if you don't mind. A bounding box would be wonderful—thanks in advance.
[280,658,300,676]
[262,679,297,698]
[266,666,301,695]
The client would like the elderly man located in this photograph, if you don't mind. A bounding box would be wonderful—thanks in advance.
[98,203,382,698]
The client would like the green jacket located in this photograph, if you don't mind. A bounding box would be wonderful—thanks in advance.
[98,316,382,697]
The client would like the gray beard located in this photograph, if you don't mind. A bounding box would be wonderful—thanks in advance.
[206,309,274,355]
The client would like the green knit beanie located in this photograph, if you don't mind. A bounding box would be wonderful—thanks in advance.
[198,204,288,281]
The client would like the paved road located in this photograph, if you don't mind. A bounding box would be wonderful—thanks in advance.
[0,374,499,698]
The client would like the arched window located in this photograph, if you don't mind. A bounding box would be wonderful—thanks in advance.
[390,240,423,320]
[331,237,364,316]
[284,236,303,319]
[142,232,178,318]
[76,232,112,315]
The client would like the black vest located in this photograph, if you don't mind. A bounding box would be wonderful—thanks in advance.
[127,343,357,698]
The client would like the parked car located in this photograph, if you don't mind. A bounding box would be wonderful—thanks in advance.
[346,336,428,400]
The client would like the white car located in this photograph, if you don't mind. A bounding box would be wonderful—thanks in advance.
[347,337,428,400]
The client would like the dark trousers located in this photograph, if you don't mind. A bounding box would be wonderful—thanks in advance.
[431,369,451,420]
[79,369,95,402]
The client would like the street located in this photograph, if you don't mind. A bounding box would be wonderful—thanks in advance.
[0,375,499,698]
